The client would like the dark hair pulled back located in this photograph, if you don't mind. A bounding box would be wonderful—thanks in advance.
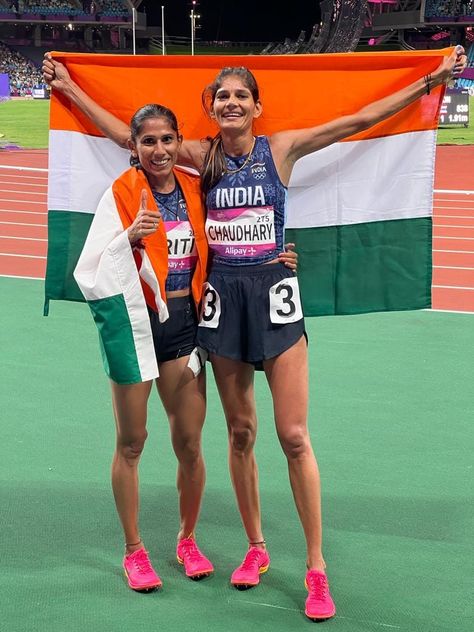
[200,67,260,194]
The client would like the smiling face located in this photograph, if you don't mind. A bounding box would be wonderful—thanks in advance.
[211,75,262,134]
[128,116,182,190]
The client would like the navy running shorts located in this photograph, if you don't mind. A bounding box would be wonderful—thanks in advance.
[148,295,198,363]
[196,262,306,365]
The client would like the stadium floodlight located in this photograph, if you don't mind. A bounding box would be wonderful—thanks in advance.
[132,7,137,55]
[190,1,200,56]
[162,5,166,55]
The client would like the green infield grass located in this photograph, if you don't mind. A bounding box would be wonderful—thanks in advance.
[0,95,472,150]
[0,99,50,148]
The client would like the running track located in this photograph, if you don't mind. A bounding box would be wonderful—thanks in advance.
[1,146,473,313]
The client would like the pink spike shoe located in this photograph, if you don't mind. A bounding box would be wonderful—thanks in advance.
[123,548,162,592]
[304,569,336,621]
[230,546,270,589]
[176,537,214,580]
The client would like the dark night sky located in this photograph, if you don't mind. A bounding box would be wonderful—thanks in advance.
[141,1,322,43]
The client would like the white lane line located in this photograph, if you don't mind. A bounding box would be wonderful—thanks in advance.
[433,225,474,229]
[0,253,46,259]
[433,249,474,253]
[433,206,474,210]
[433,265,474,270]
[0,180,47,187]
[434,236,474,240]
[434,189,474,195]
[432,284,474,290]
[0,209,47,215]
[0,198,47,204]
[0,221,46,227]
[234,599,402,628]
[0,274,43,280]
[0,235,47,242]
[434,215,474,219]
[434,199,474,203]
[0,165,48,173]
[0,189,46,196]
[0,176,48,182]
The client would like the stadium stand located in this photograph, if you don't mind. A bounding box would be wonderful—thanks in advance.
[101,0,130,17]
[21,1,87,16]
[0,40,43,95]
[425,1,474,19]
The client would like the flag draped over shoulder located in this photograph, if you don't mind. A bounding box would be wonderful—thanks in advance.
[73,184,161,384]
[45,50,450,317]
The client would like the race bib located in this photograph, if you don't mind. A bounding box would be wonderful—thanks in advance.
[269,277,303,324]
[206,206,275,259]
[198,282,221,329]
[165,221,197,272]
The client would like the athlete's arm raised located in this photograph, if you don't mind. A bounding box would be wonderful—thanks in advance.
[269,46,467,185]
[42,53,206,169]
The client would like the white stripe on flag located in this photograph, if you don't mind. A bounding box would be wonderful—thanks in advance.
[287,130,436,229]
[48,130,129,213]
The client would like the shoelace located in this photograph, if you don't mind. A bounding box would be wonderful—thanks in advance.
[132,550,153,574]
[240,547,265,571]
[180,540,204,563]
[307,573,328,599]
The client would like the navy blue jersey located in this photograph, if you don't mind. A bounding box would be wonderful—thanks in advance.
[152,182,197,291]
[205,135,287,266]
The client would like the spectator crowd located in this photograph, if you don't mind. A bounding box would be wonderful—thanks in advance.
[0,41,43,96]
[5,0,130,17]
[425,0,474,18]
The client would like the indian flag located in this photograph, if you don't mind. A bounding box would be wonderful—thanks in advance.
[45,50,449,318]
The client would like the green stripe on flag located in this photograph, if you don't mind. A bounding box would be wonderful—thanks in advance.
[286,217,432,316]
[89,293,142,384]
[44,211,93,312]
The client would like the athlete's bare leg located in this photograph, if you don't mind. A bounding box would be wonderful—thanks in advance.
[263,336,325,570]
[210,354,265,546]
[156,356,207,540]
[110,380,153,553]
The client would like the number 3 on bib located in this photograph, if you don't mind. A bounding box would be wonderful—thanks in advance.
[199,282,221,328]
[269,277,303,324]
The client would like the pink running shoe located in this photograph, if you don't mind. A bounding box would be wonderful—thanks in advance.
[230,546,270,589]
[123,548,162,592]
[304,569,336,621]
[176,537,214,580]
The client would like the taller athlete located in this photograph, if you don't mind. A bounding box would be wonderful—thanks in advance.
[43,46,466,620]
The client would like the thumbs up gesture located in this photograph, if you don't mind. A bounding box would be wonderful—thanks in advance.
[127,189,162,245]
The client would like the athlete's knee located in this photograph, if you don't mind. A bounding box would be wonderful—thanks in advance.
[172,432,202,465]
[117,430,148,463]
[228,417,257,454]
[278,426,310,460]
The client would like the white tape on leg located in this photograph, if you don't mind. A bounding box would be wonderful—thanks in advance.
[187,346,208,377]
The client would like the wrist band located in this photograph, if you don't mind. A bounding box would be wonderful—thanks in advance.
[424,74,432,95]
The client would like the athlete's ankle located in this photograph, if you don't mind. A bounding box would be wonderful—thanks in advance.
[125,538,144,555]
[248,538,266,550]
[177,529,195,543]
[306,556,326,572]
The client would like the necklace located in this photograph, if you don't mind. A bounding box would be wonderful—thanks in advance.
[225,136,256,175]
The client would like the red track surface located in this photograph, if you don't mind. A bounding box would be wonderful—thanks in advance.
[1,146,473,312]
